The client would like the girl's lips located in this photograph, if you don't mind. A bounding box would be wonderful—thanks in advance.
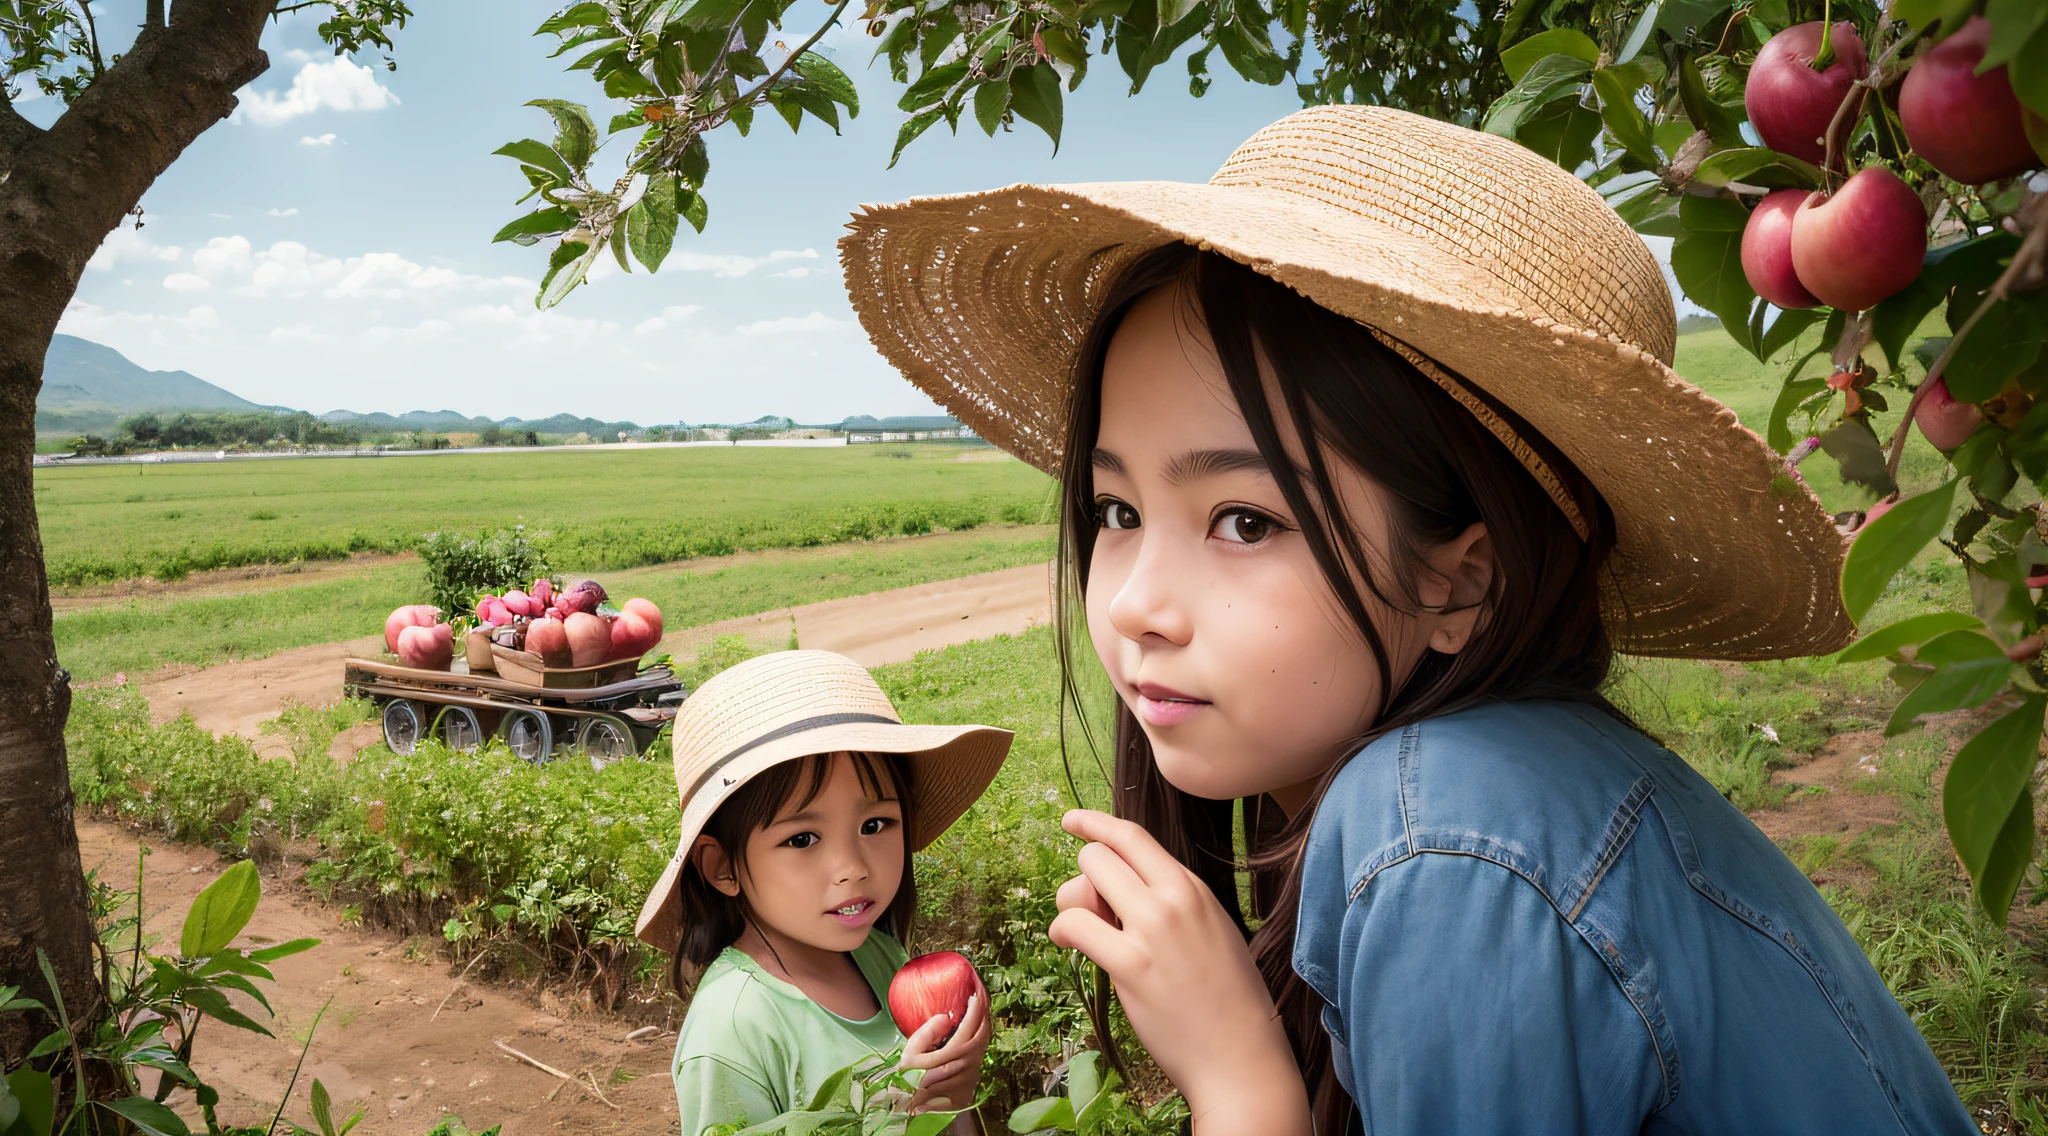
[1134,683,1210,728]
[827,898,876,927]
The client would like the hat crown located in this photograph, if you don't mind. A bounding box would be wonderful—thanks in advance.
[1210,105,1677,365]
[669,651,901,791]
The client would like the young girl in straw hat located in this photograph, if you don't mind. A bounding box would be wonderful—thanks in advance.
[841,107,1975,1134]
[634,650,1011,1135]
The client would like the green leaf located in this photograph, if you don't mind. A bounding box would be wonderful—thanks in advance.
[680,134,709,188]
[1886,653,2014,735]
[1157,0,1199,31]
[4,1070,52,1136]
[1501,29,1597,83]
[974,79,1009,136]
[1671,227,1758,356]
[1889,0,1974,37]
[1656,0,1734,33]
[1944,693,2045,921]
[1760,307,1827,362]
[23,1029,67,1061]
[676,187,709,233]
[1946,295,2048,403]
[1985,0,2048,70]
[493,139,575,185]
[1916,627,2009,664]
[183,984,274,1036]
[1214,21,1287,86]
[899,59,970,112]
[1817,414,1898,497]
[182,860,260,958]
[1678,193,1749,232]
[2005,21,2048,119]
[1010,61,1064,153]
[247,937,320,963]
[796,53,860,117]
[536,2,612,34]
[97,1098,191,1136]
[1976,782,2035,926]
[1515,100,1602,171]
[1482,53,1592,139]
[492,207,580,246]
[525,99,597,170]
[627,177,678,273]
[1008,1097,1077,1133]
[1691,147,1824,190]
[1591,66,1661,168]
[805,1064,854,1112]
[905,1114,956,1136]
[1501,0,1555,44]
[1767,372,1826,452]
[1840,612,1986,662]
[1842,479,1959,623]
[311,1080,335,1136]
[1677,53,1745,148]
[1616,1,1660,62]
[1874,231,2020,373]
[1068,1052,1103,1111]
[1611,184,1684,236]
[889,106,947,168]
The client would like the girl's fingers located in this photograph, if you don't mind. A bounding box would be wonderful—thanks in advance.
[922,994,987,1064]
[1063,809,1187,888]
[1073,839,1150,919]
[900,1010,955,1064]
[1047,906,1136,975]
[1055,874,1116,926]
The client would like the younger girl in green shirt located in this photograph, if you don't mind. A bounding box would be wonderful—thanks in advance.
[634,650,1012,1136]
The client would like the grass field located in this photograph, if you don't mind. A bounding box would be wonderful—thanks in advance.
[35,445,1054,585]
[55,526,1057,682]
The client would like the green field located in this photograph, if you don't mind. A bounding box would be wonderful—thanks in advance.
[35,445,1054,585]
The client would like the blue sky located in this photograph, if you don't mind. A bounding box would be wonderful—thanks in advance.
[34,2,1681,424]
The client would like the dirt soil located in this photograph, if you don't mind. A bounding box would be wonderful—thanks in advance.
[76,820,680,1136]
[137,562,1053,754]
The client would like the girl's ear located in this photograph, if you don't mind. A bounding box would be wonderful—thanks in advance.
[690,835,742,898]
[1417,521,1495,655]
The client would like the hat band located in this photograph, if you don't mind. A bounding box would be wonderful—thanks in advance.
[680,711,904,810]
[1364,327,1593,543]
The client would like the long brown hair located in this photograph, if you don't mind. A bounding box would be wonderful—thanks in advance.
[669,751,918,994]
[1054,245,1622,1132]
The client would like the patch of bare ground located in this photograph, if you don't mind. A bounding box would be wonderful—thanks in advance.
[53,553,417,613]
[76,818,681,1136]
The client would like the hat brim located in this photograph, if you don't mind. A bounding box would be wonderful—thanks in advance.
[634,720,1012,949]
[840,180,1855,661]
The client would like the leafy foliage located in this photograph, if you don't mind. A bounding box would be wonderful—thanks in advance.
[1482,0,2048,924]
[415,528,555,617]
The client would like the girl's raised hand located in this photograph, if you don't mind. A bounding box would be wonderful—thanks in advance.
[1048,809,1310,1134]
[899,991,990,1116]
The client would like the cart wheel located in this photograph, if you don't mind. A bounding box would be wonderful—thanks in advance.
[501,708,554,765]
[578,717,636,770]
[436,706,485,752]
[381,700,423,756]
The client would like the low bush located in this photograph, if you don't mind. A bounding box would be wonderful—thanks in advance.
[416,528,554,615]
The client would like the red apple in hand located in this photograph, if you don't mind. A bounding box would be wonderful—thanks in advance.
[1790,168,1927,311]
[1900,16,2038,186]
[1746,21,1868,166]
[1915,375,1983,451]
[887,951,985,1043]
[564,612,611,668]
[1742,189,1820,309]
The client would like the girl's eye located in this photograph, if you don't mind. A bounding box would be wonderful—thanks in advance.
[860,817,892,836]
[1097,498,1140,531]
[1212,509,1279,545]
[784,832,819,850]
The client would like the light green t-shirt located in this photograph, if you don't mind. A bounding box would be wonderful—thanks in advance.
[672,930,909,1136]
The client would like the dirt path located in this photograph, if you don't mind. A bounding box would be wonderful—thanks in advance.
[140,562,1054,752]
[76,819,679,1136]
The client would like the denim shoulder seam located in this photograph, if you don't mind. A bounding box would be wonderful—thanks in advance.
[1563,774,1655,922]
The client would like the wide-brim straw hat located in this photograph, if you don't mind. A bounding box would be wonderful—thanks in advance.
[840,105,1855,661]
[634,650,1012,949]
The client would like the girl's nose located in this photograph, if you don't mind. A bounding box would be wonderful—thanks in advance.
[1105,534,1195,647]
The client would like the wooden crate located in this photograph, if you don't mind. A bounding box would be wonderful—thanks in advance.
[489,644,638,689]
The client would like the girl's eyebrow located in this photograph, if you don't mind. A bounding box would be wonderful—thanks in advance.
[1162,447,1272,484]
[1091,448,1125,474]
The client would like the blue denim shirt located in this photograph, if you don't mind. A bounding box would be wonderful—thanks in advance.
[1294,700,1973,1135]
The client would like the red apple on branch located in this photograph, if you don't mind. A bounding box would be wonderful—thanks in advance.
[1899,16,2038,186]
[1914,375,1983,451]
[1741,189,1820,309]
[1789,167,1927,312]
[887,951,985,1043]
[1745,21,1867,166]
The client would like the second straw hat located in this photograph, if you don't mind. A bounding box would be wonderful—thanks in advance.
[634,650,1012,949]
[839,105,1856,662]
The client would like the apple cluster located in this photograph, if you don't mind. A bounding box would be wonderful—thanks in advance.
[381,584,665,674]
[1740,18,2034,319]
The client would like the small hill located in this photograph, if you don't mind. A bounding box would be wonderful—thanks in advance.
[40,335,275,434]
[319,409,497,432]
[840,414,962,432]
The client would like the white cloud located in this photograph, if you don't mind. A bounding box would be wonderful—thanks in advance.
[736,312,847,336]
[298,133,337,146]
[671,248,818,278]
[237,59,399,126]
[269,207,299,217]
[162,273,210,293]
[633,304,704,334]
[769,266,813,279]
[177,236,528,301]
[86,229,181,272]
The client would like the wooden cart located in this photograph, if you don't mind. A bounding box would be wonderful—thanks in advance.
[343,657,685,767]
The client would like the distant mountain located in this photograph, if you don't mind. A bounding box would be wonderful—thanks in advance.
[840,414,962,432]
[39,335,278,434]
[320,409,642,436]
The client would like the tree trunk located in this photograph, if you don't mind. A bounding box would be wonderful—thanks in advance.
[0,0,274,1069]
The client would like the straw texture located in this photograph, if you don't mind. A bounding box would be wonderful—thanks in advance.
[634,650,1011,948]
[839,105,1855,661]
